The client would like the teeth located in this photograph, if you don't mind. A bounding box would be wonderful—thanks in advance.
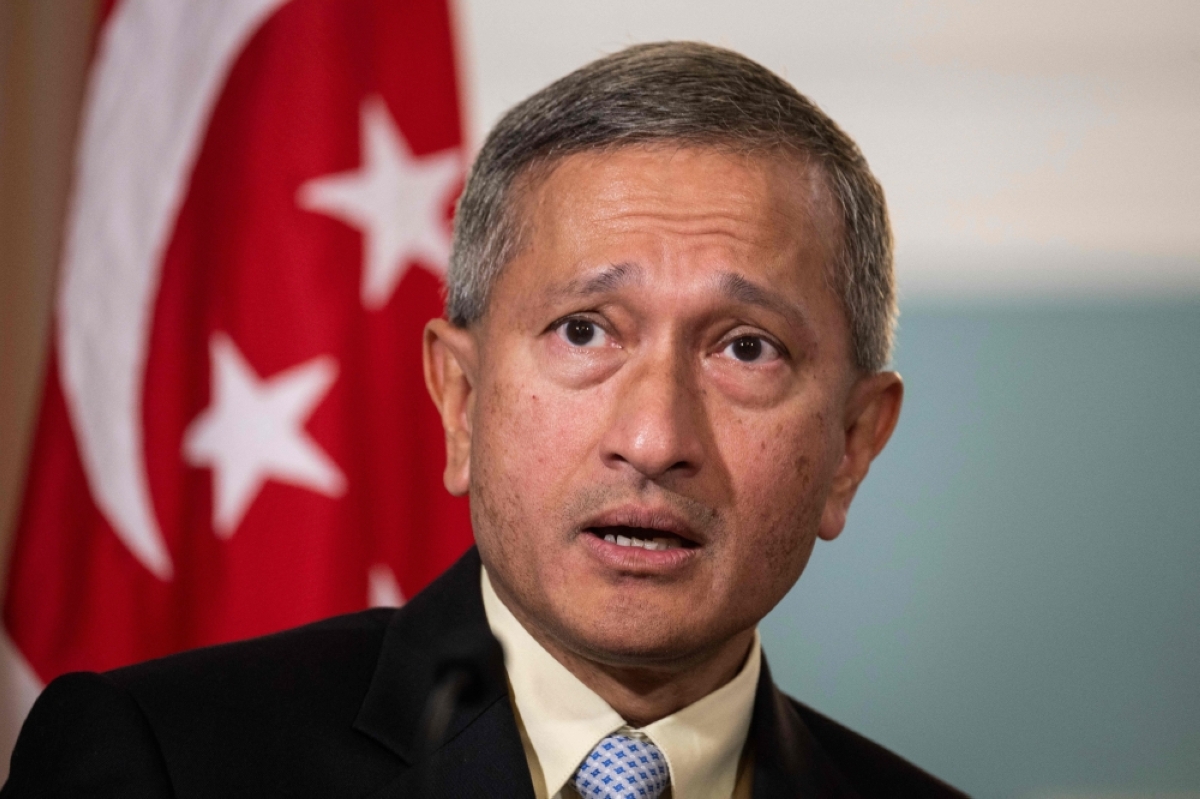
[602,533,686,550]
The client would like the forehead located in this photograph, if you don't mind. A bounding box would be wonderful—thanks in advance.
[517,144,836,252]
[498,145,843,312]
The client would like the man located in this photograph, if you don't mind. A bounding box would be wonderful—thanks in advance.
[3,43,964,797]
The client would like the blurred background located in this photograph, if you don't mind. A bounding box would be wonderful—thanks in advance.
[2,1,1197,796]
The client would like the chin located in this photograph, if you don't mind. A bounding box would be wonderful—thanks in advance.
[556,608,734,668]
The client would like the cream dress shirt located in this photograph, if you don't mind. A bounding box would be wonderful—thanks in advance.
[481,568,760,799]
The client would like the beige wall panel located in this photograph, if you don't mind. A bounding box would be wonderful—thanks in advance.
[0,1,98,592]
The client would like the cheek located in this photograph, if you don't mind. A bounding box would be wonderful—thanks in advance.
[469,373,538,561]
[470,366,596,540]
[477,359,544,460]
[482,374,592,481]
[720,412,838,577]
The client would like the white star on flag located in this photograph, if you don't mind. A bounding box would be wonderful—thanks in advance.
[297,95,460,310]
[183,333,346,538]
[367,563,405,608]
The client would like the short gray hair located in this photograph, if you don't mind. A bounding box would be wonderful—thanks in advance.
[447,41,895,372]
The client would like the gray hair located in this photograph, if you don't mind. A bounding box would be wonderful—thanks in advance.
[446,41,895,372]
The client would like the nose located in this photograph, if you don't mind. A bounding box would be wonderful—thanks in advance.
[600,349,707,481]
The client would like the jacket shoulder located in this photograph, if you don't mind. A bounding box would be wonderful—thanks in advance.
[107,606,395,699]
[784,696,967,798]
[2,671,173,798]
[103,608,401,796]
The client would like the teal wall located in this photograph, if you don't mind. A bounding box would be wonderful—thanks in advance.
[761,302,1200,797]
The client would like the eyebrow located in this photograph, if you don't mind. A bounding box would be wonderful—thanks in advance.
[542,263,811,334]
[573,263,648,295]
[717,271,810,331]
[549,262,644,302]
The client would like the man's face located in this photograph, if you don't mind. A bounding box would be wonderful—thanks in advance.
[428,145,894,667]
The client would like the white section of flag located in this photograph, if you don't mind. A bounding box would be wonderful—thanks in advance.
[0,631,43,784]
[57,0,290,581]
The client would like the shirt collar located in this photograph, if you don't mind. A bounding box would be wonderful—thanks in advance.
[481,566,760,799]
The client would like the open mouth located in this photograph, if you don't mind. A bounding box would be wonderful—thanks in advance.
[586,526,698,551]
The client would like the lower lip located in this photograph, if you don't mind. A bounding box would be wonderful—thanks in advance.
[579,532,698,573]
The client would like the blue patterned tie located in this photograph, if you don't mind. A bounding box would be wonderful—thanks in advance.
[572,732,671,799]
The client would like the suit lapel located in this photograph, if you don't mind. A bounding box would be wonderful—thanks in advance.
[354,548,536,798]
[351,550,862,798]
[750,658,861,799]
[365,696,534,798]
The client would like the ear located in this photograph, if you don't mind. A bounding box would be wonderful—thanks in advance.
[423,318,478,496]
[818,371,904,541]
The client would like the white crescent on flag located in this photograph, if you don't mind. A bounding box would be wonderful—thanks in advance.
[56,0,290,581]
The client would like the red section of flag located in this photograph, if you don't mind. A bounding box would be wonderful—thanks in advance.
[3,0,472,687]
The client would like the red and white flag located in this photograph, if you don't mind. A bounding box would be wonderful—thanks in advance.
[1,0,473,777]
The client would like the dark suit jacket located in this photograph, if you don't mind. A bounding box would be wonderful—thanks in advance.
[2,548,964,797]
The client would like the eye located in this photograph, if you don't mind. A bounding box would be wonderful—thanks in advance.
[554,317,610,348]
[721,335,781,363]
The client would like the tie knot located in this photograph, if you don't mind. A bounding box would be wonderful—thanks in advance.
[573,733,671,799]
